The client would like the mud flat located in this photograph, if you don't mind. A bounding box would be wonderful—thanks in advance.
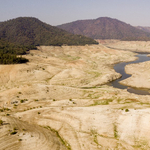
[1,44,150,149]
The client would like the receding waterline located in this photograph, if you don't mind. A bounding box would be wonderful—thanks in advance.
[109,53,150,95]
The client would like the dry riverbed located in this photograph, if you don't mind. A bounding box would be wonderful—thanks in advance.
[0,43,150,150]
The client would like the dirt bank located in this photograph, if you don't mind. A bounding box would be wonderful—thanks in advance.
[120,61,150,89]
[100,40,150,53]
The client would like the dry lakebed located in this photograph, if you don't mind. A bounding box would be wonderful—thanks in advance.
[0,41,150,150]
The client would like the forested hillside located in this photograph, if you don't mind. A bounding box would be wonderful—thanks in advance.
[0,17,98,46]
[0,17,99,64]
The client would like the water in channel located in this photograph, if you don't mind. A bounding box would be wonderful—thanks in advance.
[109,53,150,95]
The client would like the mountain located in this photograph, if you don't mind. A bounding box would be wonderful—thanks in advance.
[136,26,150,33]
[0,17,98,46]
[57,17,150,41]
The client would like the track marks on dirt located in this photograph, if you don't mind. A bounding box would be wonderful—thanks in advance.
[0,116,68,150]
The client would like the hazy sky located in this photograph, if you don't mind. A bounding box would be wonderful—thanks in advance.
[1,0,150,26]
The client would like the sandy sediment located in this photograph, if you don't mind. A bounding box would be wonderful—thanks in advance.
[0,44,150,149]
[120,61,150,89]
[101,40,150,89]
[100,40,150,53]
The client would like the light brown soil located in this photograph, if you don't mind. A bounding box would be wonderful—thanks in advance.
[0,44,150,150]
[100,39,150,53]
[101,40,150,89]
[120,61,150,89]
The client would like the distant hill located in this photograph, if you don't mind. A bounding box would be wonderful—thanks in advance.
[136,26,150,33]
[0,17,98,46]
[57,17,150,41]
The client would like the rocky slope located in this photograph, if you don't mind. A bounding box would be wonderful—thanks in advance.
[136,26,150,33]
[57,17,150,40]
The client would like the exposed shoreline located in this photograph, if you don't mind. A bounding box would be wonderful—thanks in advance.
[121,60,150,89]
[110,54,150,95]
[1,43,150,149]
[102,40,150,90]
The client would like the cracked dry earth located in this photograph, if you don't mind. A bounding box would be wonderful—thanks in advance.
[0,44,150,150]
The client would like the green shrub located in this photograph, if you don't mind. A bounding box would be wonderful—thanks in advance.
[0,109,3,112]
[4,108,10,111]
[13,127,17,130]
[20,100,24,103]
[20,99,28,103]
[125,109,129,112]
[10,131,17,135]
[0,120,3,125]
[22,129,26,131]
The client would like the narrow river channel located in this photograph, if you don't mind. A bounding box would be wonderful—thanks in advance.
[109,53,150,95]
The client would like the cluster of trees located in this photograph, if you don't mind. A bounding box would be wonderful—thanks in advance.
[0,39,34,64]
[0,39,36,54]
[0,17,99,64]
[0,53,28,64]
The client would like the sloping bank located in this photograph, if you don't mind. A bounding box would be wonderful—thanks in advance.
[109,53,150,95]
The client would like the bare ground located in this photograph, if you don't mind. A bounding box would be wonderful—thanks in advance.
[120,61,150,89]
[100,39,150,53]
[0,43,150,150]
